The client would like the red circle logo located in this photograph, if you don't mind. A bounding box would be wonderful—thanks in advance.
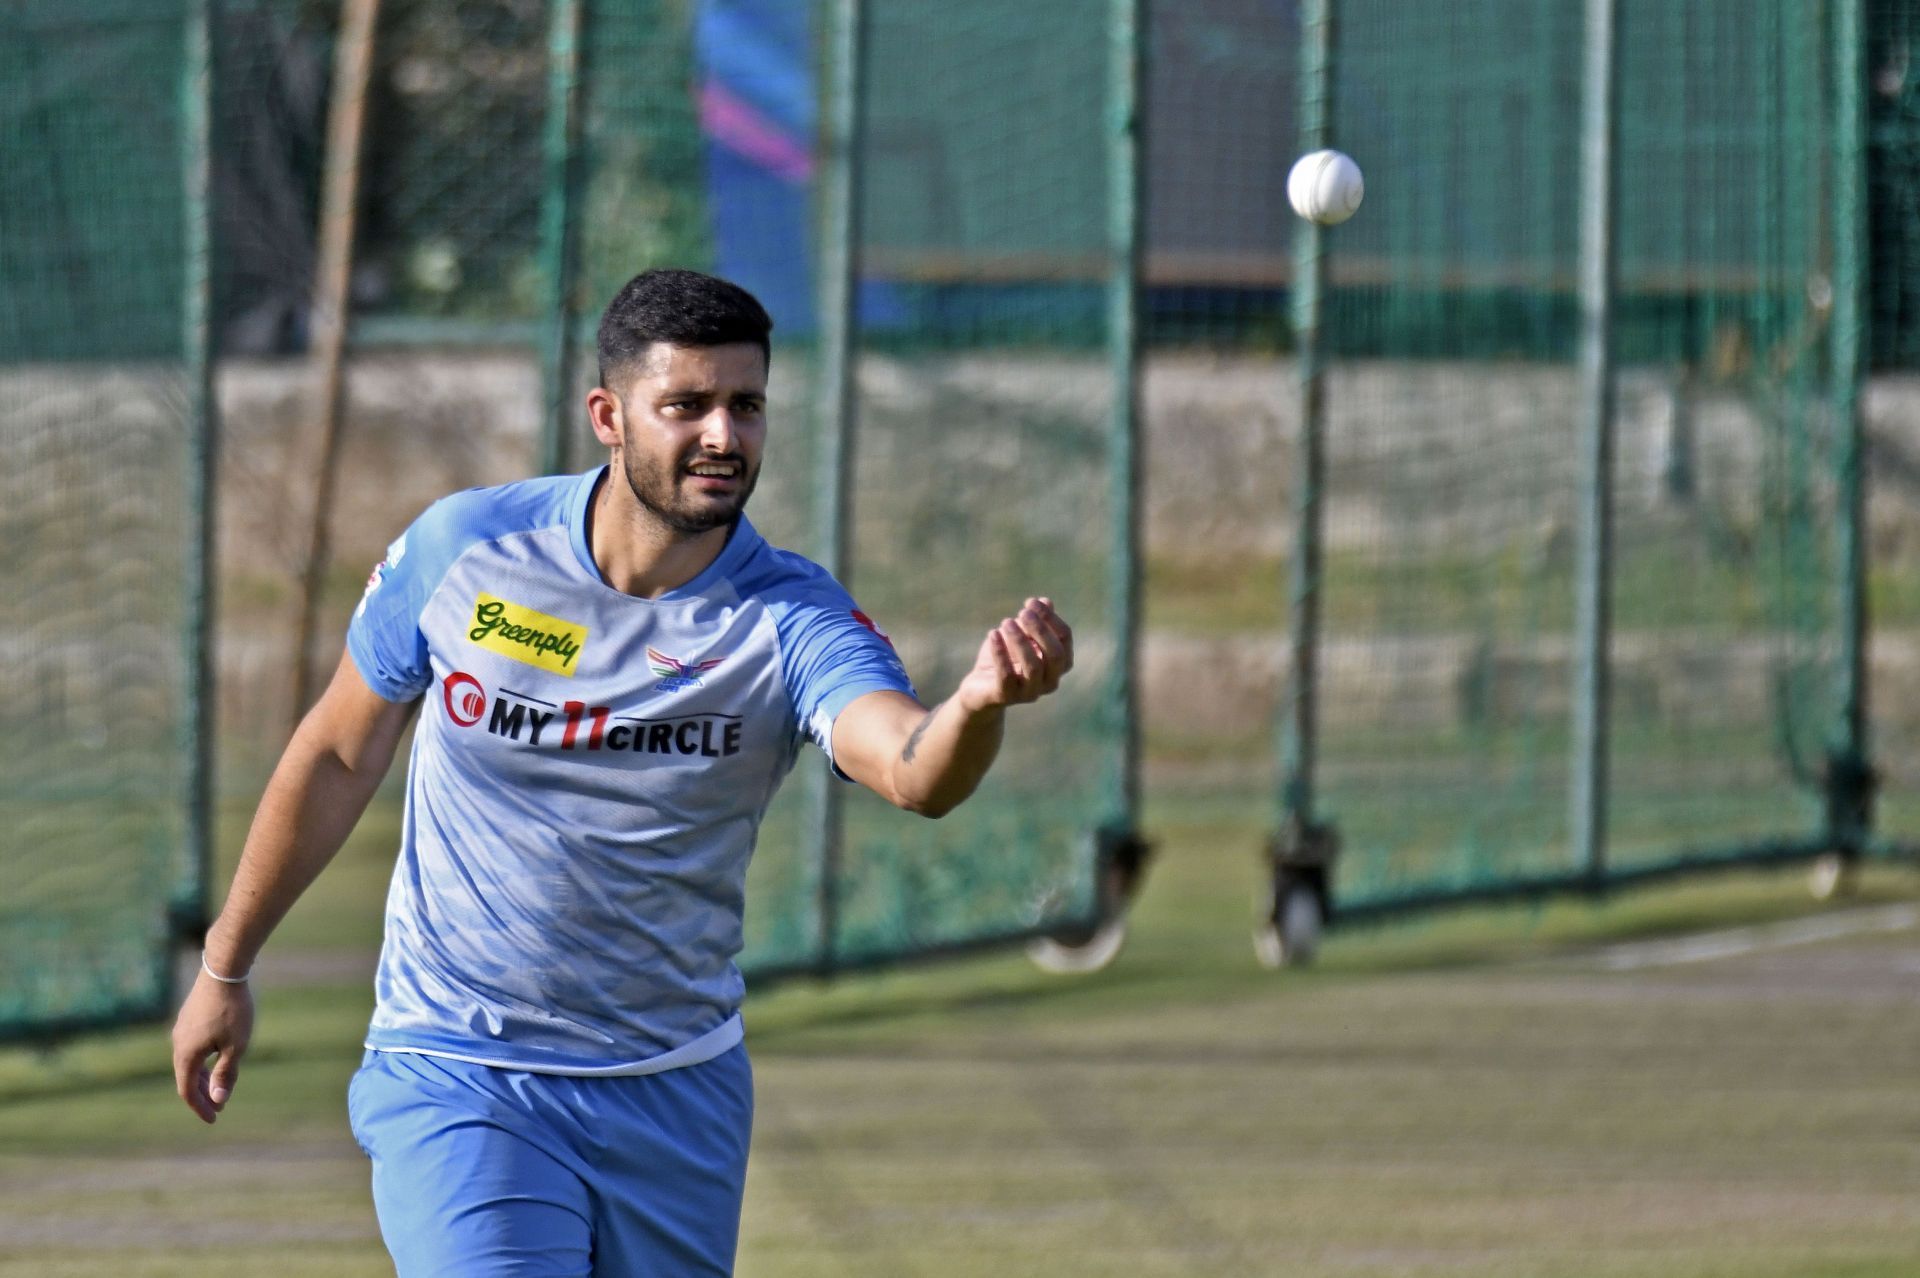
[443,671,486,727]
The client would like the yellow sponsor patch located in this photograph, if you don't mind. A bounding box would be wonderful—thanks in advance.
[467,593,588,675]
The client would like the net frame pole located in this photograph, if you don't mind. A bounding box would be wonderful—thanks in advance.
[1279,0,1334,837]
[1828,0,1874,852]
[175,0,220,956]
[806,0,869,975]
[1102,0,1144,835]
[1570,0,1620,888]
[287,0,382,729]
[537,0,589,476]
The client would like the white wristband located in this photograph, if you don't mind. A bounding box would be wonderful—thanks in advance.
[200,953,250,985]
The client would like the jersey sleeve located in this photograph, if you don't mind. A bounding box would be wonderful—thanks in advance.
[346,498,470,702]
[771,585,917,771]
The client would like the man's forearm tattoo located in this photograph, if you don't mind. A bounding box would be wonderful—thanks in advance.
[901,704,939,763]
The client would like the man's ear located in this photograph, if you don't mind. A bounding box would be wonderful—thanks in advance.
[586,386,624,449]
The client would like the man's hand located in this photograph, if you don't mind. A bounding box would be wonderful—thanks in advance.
[833,597,1074,817]
[171,971,255,1124]
[954,597,1074,714]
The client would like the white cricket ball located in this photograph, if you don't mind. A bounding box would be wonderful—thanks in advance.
[1287,149,1364,226]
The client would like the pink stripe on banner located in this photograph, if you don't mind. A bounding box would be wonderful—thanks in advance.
[700,82,813,183]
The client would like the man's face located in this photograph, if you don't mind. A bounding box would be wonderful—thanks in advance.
[609,342,767,535]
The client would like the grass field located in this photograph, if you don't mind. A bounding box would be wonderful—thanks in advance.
[1,788,1916,1276]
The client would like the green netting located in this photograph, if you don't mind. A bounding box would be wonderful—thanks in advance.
[11,0,1898,1039]
[0,2,201,1036]
[1,6,189,360]
[217,0,702,344]
[825,0,1115,962]
[1310,0,1848,910]
[362,0,551,323]
[1605,2,1836,867]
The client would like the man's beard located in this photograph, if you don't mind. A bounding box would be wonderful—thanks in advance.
[619,442,758,537]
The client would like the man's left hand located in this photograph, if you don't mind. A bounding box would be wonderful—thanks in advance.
[956,597,1074,713]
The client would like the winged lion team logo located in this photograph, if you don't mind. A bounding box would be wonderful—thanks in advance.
[647,646,727,692]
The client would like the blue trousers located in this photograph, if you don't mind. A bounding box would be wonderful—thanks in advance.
[348,1045,753,1277]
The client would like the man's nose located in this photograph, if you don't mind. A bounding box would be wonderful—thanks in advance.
[700,410,737,453]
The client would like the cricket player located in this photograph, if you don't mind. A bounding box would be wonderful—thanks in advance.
[170,269,1074,1274]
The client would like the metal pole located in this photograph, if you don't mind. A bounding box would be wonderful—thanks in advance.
[175,0,219,950]
[287,0,382,730]
[1828,0,1872,848]
[1281,0,1334,834]
[1570,0,1620,887]
[538,0,588,476]
[1104,0,1144,832]
[806,0,868,974]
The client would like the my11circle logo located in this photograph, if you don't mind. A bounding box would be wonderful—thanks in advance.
[439,670,743,758]
[444,671,487,726]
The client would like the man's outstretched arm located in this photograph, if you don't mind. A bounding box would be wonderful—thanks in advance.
[170,649,416,1124]
[832,597,1072,818]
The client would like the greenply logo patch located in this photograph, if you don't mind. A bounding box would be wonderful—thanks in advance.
[468,593,588,675]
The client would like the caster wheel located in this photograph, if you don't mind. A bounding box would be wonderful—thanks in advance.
[1026,833,1150,976]
[1254,882,1324,969]
[1027,914,1130,975]
[1808,852,1856,902]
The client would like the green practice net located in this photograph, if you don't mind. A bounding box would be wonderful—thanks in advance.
[830,0,1116,962]
[0,2,201,1036]
[1605,2,1837,868]
[1313,0,1842,908]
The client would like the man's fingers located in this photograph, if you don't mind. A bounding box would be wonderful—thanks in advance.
[175,1047,216,1124]
[209,1048,241,1110]
[974,600,1073,709]
[1013,606,1067,681]
[193,1064,218,1123]
[985,628,1018,687]
[1034,597,1073,648]
[997,620,1039,684]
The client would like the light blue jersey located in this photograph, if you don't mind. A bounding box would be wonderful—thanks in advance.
[347,466,913,1075]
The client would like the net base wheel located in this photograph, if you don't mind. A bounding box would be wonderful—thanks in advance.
[1807,850,1859,902]
[1256,820,1339,969]
[1027,828,1153,975]
[1255,876,1326,969]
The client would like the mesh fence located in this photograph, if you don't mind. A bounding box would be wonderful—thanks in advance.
[217,0,556,347]
[1605,1,1838,868]
[831,0,1117,961]
[0,2,202,1036]
[5,0,1908,1037]
[1311,0,1846,909]
[1305,3,1583,900]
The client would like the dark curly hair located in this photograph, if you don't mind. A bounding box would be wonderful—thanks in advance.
[595,268,773,389]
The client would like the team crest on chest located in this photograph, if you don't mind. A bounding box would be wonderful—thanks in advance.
[648,646,727,692]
